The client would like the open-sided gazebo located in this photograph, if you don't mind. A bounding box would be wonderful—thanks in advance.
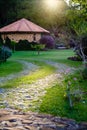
[0,18,50,42]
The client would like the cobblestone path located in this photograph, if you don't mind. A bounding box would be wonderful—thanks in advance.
[0,60,85,130]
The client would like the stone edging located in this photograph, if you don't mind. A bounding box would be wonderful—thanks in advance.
[0,109,87,130]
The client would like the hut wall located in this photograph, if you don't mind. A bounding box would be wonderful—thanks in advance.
[1,33,41,42]
[35,34,41,42]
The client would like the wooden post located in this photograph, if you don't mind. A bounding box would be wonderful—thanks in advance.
[66,85,73,108]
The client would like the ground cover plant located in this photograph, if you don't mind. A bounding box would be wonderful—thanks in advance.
[39,71,87,122]
[0,49,86,122]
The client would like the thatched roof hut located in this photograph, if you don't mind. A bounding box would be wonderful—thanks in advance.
[0,18,50,42]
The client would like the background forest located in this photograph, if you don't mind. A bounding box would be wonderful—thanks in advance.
[0,0,87,61]
[0,0,87,44]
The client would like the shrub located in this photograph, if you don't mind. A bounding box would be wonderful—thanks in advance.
[0,46,12,62]
[5,37,12,49]
[31,43,45,55]
[74,35,87,61]
[82,67,87,79]
[11,41,17,52]
[69,39,75,48]
[68,56,82,61]
[82,36,87,56]
[0,35,3,47]
[40,35,55,49]
[16,40,31,51]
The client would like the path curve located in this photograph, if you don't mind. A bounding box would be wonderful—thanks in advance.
[0,60,84,130]
[45,60,76,74]
[0,60,77,111]
[0,60,39,85]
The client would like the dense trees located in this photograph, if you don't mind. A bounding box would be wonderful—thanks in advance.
[0,0,68,29]
[66,0,87,62]
[0,0,87,61]
[0,0,21,27]
[0,0,69,49]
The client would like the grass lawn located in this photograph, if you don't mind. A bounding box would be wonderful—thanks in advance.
[1,61,56,88]
[0,49,86,122]
[10,49,82,67]
[0,61,23,77]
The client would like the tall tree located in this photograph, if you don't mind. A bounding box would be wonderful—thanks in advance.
[67,0,87,61]
[0,0,20,27]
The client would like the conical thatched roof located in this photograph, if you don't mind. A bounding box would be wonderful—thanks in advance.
[0,18,50,34]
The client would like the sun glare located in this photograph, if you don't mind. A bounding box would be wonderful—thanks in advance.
[44,0,59,9]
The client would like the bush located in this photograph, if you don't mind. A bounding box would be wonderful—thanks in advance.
[69,39,75,48]
[0,46,12,62]
[11,41,16,52]
[40,35,55,49]
[16,40,32,51]
[0,35,3,47]
[82,67,87,79]
[5,37,12,49]
[68,56,82,61]
[31,43,45,55]
[82,36,87,56]
[82,61,87,79]
[74,35,87,61]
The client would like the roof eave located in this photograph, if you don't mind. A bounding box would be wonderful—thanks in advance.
[0,31,50,34]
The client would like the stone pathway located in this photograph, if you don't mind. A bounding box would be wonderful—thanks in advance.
[0,73,62,111]
[0,109,87,130]
[0,60,74,111]
[1,60,86,130]
[45,60,76,74]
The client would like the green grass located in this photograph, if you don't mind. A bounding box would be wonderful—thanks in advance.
[0,49,81,77]
[10,49,82,67]
[39,72,87,122]
[0,61,23,77]
[0,49,86,121]
[0,61,56,89]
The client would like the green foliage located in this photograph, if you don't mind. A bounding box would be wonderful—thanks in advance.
[0,0,68,30]
[0,46,12,62]
[71,0,87,14]
[40,72,87,121]
[0,35,3,47]
[11,41,17,52]
[5,37,12,48]
[15,40,31,51]
[82,67,87,79]
[67,9,87,36]
[15,40,45,52]
[82,35,87,56]
[31,43,45,55]
[0,0,20,27]
[66,0,87,37]
[66,1,87,62]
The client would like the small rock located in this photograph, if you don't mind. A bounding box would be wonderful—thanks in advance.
[22,120,33,124]
[25,96,31,99]
[9,119,17,122]
[40,127,54,130]
[24,126,36,130]
[79,122,87,129]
